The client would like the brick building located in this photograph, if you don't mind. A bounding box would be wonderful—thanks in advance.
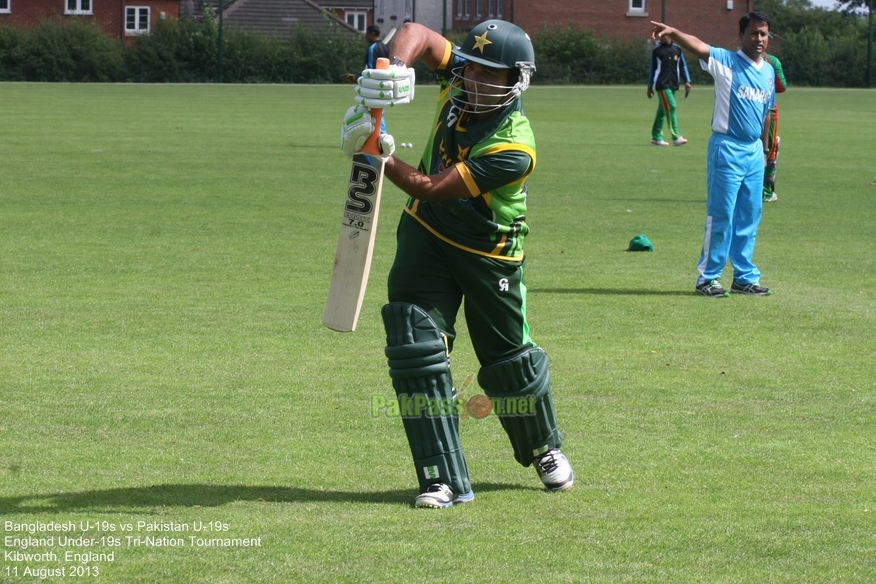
[193,0,362,41]
[0,0,180,44]
[452,0,760,51]
[0,1,766,55]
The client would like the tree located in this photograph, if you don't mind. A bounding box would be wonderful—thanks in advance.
[834,0,870,13]
[835,0,873,87]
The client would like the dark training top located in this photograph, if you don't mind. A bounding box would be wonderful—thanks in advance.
[648,42,691,91]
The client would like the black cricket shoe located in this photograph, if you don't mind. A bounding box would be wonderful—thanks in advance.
[696,280,729,298]
[731,281,771,296]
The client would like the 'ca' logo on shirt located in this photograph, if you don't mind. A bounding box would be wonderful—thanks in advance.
[498,278,509,292]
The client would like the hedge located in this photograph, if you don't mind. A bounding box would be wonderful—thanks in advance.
[0,10,871,87]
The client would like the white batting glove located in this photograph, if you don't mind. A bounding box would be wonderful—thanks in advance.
[355,65,415,109]
[341,105,374,158]
[340,105,395,159]
[376,133,395,159]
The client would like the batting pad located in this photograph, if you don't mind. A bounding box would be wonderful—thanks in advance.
[477,347,563,467]
[382,302,472,496]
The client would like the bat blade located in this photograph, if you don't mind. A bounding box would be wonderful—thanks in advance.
[322,154,386,332]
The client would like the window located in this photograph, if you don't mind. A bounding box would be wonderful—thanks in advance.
[0,0,9,14]
[346,11,366,32]
[66,0,92,15]
[496,0,502,18]
[476,0,482,18]
[629,0,645,12]
[126,7,150,34]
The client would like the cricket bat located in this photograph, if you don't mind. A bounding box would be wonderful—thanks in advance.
[323,57,390,332]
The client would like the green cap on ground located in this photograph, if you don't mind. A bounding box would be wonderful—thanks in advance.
[627,234,654,251]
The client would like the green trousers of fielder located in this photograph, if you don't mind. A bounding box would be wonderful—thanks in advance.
[651,88,682,142]
[382,214,563,496]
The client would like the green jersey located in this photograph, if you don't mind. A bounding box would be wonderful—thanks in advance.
[764,54,787,94]
[403,40,536,261]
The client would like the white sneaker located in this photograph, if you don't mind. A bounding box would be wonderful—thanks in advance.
[764,192,778,202]
[534,449,575,491]
[650,139,669,146]
[673,137,688,146]
[414,483,475,508]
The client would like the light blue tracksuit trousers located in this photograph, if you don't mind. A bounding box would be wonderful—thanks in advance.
[697,133,764,286]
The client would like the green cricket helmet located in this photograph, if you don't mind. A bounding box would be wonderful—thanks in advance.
[450,20,536,112]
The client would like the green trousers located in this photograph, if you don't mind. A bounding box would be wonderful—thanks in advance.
[387,212,533,365]
[385,213,564,480]
[651,88,681,141]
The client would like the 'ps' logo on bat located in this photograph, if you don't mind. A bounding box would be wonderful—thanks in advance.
[346,161,379,215]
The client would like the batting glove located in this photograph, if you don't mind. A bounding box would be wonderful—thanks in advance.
[355,65,415,109]
[340,105,395,159]
[376,133,395,159]
[341,105,374,158]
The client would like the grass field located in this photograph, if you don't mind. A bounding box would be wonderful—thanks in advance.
[1,81,875,583]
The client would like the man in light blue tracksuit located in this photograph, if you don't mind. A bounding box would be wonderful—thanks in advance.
[651,13,776,298]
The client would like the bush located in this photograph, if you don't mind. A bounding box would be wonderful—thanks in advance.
[0,26,27,80]
[531,25,654,85]
[286,18,366,84]
[124,10,219,82]
[780,25,870,87]
[0,19,124,82]
[0,5,869,86]
[222,26,289,83]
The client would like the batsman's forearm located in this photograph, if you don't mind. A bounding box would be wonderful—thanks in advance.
[384,156,470,202]
[388,23,448,70]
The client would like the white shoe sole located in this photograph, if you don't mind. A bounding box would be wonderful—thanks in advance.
[414,490,474,508]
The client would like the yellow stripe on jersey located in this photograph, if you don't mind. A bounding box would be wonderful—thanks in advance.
[438,39,453,71]
[455,162,481,197]
[490,233,509,256]
[403,207,525,262]
[478,143,537,175]
[455,145,535,198]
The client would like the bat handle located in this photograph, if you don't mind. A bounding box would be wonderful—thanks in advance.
[361,57,390,156]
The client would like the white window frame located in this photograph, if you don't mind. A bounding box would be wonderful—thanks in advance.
[66,0,93,15]
[629,0,645,12]
[346,11,366,32]
[126,7,150,35]
[0,0,10,15]
[496,0,502,18]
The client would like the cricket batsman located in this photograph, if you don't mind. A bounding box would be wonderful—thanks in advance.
[341,20,575,508]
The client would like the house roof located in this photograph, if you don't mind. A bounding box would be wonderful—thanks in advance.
[199,0,362,40]
[319,1,375,8]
